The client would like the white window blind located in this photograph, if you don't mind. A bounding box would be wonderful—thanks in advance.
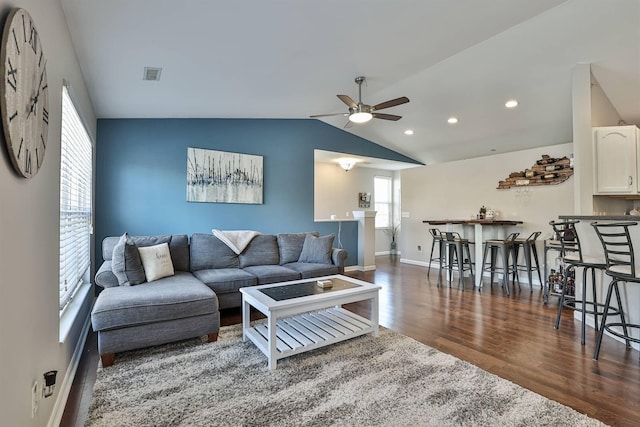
[59,86,92,310]
[374,176,392,228]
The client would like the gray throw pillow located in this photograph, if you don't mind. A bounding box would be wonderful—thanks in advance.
[277,232,319,265]
[298,233,335,264]
[111,233,146,286]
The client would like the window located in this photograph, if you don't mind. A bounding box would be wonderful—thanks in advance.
[374,176,392,228]
[59,85,93,311]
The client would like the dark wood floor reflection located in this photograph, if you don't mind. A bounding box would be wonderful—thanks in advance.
[61,256,639,426]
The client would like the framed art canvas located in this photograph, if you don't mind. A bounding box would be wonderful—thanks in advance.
[187,147,263,204]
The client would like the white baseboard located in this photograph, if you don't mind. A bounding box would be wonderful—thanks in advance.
[375,250,401,256]
[399,258,429,267]
[48,314,92,427]
[344,265,377,272]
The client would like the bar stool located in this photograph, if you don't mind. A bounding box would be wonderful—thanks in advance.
[427,228,443,275]
[438,231,474,290]
[512,231,543,292]
[550,220,610,345]
[481,232,519,295]
[591,221,639,360]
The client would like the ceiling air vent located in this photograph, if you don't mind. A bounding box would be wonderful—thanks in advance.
[143,67,162,81]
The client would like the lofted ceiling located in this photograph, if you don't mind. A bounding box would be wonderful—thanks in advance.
[60,0,640,165]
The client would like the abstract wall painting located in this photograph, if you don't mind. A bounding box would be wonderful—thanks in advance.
[187,147,263,204]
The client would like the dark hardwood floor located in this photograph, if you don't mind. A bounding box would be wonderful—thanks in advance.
[61,257,640,426]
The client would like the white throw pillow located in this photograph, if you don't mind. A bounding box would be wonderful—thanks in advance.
[137,243,175,282]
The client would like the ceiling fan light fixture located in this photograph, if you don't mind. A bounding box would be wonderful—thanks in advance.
[349,111,373,123]
[337,158,358,171]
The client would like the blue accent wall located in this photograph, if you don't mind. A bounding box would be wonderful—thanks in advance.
[96,118,420,265]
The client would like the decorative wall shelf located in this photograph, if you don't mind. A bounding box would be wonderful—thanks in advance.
[497,155,573,189]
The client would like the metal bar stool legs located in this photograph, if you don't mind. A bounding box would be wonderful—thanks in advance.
[481,233,519,295]
[437,232,474,290]
[427,228,442,276]
[513,232,543,292]
[594,279,633,359]
[554,263,603,345]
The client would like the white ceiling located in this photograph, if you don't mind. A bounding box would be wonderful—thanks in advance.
[60,0,640,165]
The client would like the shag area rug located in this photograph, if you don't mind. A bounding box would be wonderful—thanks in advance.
[86,324,604,426]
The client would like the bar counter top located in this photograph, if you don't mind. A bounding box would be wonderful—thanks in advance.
[423,219,523,226]
[559,214,640,221]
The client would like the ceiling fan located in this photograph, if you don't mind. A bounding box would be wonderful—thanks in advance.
[310,76,409,127]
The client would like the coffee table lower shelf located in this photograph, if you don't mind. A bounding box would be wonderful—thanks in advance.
[244,307,374,367]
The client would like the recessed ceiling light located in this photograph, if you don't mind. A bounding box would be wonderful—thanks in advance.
[505,99,518,108]
[447,117,458,124]
[404,129,414,135]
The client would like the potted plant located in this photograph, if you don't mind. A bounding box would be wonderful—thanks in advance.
[385,222,400,255]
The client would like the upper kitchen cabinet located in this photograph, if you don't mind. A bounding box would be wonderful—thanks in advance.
[594,126,640,194]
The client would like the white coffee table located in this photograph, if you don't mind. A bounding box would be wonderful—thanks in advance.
[240,275,381,369]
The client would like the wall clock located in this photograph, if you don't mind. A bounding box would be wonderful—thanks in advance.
[0,8,49,178]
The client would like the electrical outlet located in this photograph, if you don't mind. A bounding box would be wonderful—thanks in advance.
[31,380,39,418]
[417,245,422,252]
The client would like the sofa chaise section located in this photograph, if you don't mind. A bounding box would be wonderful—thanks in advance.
[92,234,220,367]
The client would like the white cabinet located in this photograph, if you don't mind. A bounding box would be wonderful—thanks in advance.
[594,126,640,194]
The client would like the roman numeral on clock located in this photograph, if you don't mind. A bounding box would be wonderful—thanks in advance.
[11,28,20,54]
[42,108,49,124]
[25,148,31,174]
[28,21,37,54]
[6,58,17,91]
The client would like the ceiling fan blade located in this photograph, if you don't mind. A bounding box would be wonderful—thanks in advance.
[310,113,348,118]
[372,96,410,111]
[337,95,357,109]
[373,113,402,121]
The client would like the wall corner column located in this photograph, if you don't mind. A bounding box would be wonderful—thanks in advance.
[352,210,377,271]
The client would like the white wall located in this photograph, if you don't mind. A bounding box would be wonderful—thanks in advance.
[314,162,396,253]
[400,143,574,266]
[0,1,96,426]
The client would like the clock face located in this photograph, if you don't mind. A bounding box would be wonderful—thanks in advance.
[0,8,49,178]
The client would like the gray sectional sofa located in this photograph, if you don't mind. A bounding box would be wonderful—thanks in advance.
[92,232,347,367]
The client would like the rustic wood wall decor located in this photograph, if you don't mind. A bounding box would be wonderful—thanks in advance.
[497,155,573,189]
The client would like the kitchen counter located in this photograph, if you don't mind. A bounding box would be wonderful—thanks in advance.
[558,215,639,221]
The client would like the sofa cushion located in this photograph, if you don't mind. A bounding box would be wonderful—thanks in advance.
[243,265,301,285]
[190,233,239,270]
[111,233,146,286]
[283,262,339,279]
[138,243,175,282]
[91,272,218,332]
[103,235,189,271]
[168,235,190,272]
[298,234,335,264]
[239,235,279,268]
[277,232,319,265]
[193,268,257,294]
